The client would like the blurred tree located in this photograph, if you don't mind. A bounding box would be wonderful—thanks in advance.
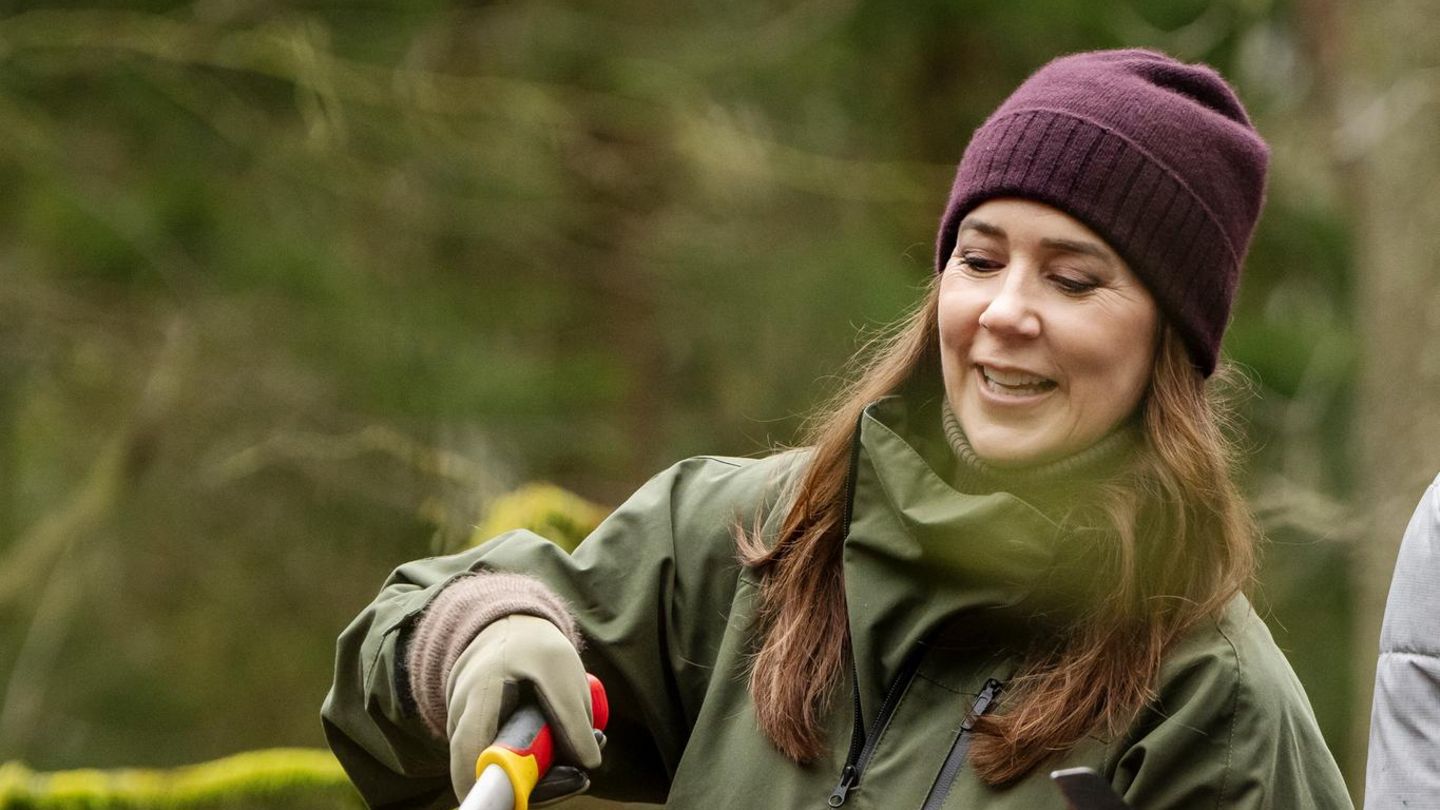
[1300,0,1440,794]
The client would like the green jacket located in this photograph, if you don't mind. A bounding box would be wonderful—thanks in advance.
[322,397,1352,809]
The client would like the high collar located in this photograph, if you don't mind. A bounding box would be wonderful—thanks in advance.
[940,399,1140,519]
[840,395,1135,715]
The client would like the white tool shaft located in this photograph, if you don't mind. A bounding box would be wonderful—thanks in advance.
[459,764,515,810]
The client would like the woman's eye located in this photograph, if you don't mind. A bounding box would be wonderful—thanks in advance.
[1052,274,1099,294]
[957,255,1001,274]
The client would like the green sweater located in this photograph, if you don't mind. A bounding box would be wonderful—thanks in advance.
[321,396,1352,809]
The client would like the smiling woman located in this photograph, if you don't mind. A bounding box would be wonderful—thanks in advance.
[323,49,1352,810]
[940,199,1160,467]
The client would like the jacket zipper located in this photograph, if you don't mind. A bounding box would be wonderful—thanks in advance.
[828,409,878,808]
[831,655,865,806]
[827,649,926,807]
[918,678,1005,810]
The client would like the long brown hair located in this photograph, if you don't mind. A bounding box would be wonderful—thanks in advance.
[738,275,1256,783]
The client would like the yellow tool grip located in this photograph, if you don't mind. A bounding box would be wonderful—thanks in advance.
[475,747,539,810]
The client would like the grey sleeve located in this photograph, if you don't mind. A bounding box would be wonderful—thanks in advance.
[1366,473,1440,809]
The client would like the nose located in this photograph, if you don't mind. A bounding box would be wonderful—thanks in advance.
[977,270,1041,338]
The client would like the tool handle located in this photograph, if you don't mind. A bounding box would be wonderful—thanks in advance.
[474,674,609,810]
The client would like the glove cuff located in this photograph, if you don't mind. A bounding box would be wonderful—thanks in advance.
[407,572,582,738]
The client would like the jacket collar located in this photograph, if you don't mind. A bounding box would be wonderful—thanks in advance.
[840,395,1124,714]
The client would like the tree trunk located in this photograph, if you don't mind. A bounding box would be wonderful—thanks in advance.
[1325,0,1440,796]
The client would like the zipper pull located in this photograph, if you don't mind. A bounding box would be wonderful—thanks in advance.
[960,679,1004,731]
[828,764,859,807]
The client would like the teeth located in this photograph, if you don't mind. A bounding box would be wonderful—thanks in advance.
[979,366,1056,397]
[981,366,1052,387]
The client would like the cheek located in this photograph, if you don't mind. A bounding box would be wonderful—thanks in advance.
[936,300,980,390]
[936,284,983,356]
[1065,315,1156,417]
[1117,309,1160,403]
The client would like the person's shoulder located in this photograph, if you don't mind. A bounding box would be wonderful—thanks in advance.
[672,446,812,476]
[1395,471,1440,566]
[640,447,811,547]
[1159,594,1324,732]
[1217,595,1309,697]
[1124,596,1350,809]
[1382,472,1440,653]
[660,446,812,504]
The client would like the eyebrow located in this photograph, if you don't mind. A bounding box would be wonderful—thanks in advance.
[958,217,1114,262]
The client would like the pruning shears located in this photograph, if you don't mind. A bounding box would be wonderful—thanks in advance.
[458,674,610,810]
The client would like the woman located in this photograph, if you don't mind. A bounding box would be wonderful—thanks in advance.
[323,49,1352,809]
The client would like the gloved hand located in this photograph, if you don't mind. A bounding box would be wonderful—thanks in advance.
[445,614,604,803]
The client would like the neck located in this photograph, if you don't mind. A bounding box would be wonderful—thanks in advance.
[940,400,1139,517]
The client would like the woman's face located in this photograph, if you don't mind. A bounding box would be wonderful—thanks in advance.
[938,198,1159,467]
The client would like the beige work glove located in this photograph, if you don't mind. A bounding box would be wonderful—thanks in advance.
[445,614,603,801]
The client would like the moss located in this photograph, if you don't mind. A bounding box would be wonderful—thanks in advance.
[0,749,363,810]
[471,483,610,553]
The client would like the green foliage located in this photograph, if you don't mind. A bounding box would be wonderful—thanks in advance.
[0,750,362,809]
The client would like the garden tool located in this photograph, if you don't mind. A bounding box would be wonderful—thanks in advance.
[459,674,609,810]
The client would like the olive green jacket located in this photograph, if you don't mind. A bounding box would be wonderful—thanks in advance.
[322,397,1351,809]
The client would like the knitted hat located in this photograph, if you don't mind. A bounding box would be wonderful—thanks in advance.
[934,49,1269,376]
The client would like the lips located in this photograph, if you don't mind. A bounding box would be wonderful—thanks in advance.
[976,364,1057,397]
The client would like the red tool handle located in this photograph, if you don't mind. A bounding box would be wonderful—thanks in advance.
[474,674,609,810]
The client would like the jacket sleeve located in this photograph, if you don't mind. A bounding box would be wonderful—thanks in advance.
[1110,600,1353,810]
[1365,473,1440,809]
[320,453,799,809]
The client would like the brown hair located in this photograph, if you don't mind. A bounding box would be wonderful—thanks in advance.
[738,276,1256,783]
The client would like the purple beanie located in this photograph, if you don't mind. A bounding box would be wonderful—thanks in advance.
[934,49,1270,376]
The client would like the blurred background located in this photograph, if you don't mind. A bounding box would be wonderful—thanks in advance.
[2,0,1438,805]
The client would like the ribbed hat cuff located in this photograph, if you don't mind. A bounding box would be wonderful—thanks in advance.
[935,109,1237,376]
